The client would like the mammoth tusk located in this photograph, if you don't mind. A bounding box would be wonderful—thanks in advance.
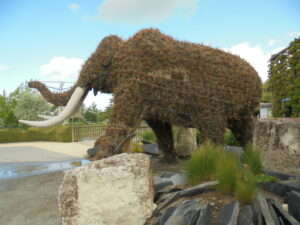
[37,115,54,120]
[19,87,86,127]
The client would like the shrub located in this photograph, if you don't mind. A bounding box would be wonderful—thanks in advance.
[216,153,240,194]
[224,129,239,146]
[142,129,157,143]
[185,142,222,185]
[254,174,277,183]
[235,168,256,204]
[242,144,263,175]
[0,125,72,143]
[196,130,201,146]
[131,142,144,153]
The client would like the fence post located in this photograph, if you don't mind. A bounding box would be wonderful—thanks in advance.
[71,126,74,142]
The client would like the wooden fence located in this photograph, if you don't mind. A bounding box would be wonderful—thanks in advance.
[71,125,151,142]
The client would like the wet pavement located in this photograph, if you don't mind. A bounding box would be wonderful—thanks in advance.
[0,171,64,225]
[0,159,90,180]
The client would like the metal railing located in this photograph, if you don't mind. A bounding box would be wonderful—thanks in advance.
[71,125,151,142]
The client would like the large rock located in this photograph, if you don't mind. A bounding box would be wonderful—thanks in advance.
[175,127,197,157]
[58,153,156,225]
[216,201,239,225]
[253,118,300,174]
[288,191,300,222]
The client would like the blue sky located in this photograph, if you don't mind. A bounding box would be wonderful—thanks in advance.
[0,0,299,109]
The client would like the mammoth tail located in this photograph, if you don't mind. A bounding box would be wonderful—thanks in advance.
[28,81,77,106]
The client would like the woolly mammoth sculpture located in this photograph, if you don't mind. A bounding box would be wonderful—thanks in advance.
[20,29,262,162]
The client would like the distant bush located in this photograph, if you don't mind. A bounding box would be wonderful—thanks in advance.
[142,129,157,143]
[185,142,223,185]
[0,125,72,143]
[224,129,239,146]
[242,144,263,175]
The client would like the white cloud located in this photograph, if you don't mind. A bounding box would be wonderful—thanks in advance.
[84,92,113,110]
[98,0,198,24]
[40,57,84,80]
[69,3,79,11]
[223,43,270,82]
[268,39,277,46]
[288,32,300,38]
[0,64,9,71]
[271,46,286,55]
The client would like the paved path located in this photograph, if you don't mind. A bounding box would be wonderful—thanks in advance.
[0,141,93,162]
[0,141,94,225]
[0,171,64,225]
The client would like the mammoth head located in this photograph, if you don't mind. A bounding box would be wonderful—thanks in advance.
[78,35,123,94]
[19,35,123,128]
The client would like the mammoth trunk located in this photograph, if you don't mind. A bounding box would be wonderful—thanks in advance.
[28,81,78,106]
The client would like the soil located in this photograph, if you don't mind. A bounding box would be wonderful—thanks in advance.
[199,191,236,224]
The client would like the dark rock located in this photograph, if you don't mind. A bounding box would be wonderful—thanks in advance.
[154,181,173,193]
[154,173,188,186]
[155,186,183,202]
[142,140,154,144]
[179,181,218,197]
[263,169,295,181]
[154,191,180,216]
[161,172,175,178]
[288,191,300,222]
[143,144,159,155]
[268,197,300,225]
[253,194,276,225]
[158,207,177,224]
[266,200,281,225]
[167,173,188,186]
[225,146,244,159]
[163,199,201,225]
[238,205,254,225]
[260,181,300,199]
[196,203,213,225]
[87,147,97,157]
[216,201,239,225]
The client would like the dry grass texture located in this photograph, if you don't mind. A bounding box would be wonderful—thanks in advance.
[28,29,262,161]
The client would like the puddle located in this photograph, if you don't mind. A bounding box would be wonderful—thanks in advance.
[0,156,187,181]
[150,156,187,176]
[0,159,90,180]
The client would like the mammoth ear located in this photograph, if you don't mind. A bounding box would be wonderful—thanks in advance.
[97,35,123,67]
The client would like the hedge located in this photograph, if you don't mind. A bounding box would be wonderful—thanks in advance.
[0,125,72,143]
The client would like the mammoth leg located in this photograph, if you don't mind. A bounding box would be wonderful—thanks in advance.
[227,115,253,147]
[146,119,177,163]
[94,89,145,160]
[196,115,226,145]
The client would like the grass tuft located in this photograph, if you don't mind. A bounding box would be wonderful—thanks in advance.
[216,153,240,194]
[235,167,256,204]
[185,142,222,185]
[243,144,263,175]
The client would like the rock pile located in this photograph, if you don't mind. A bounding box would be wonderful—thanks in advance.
[149,173,300,225]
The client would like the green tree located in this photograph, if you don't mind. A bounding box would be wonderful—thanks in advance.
[261,80,272,103]
[14,89,51,121]
[0,90,18,128]
[84,102,98,123]
[269,37,300,117]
